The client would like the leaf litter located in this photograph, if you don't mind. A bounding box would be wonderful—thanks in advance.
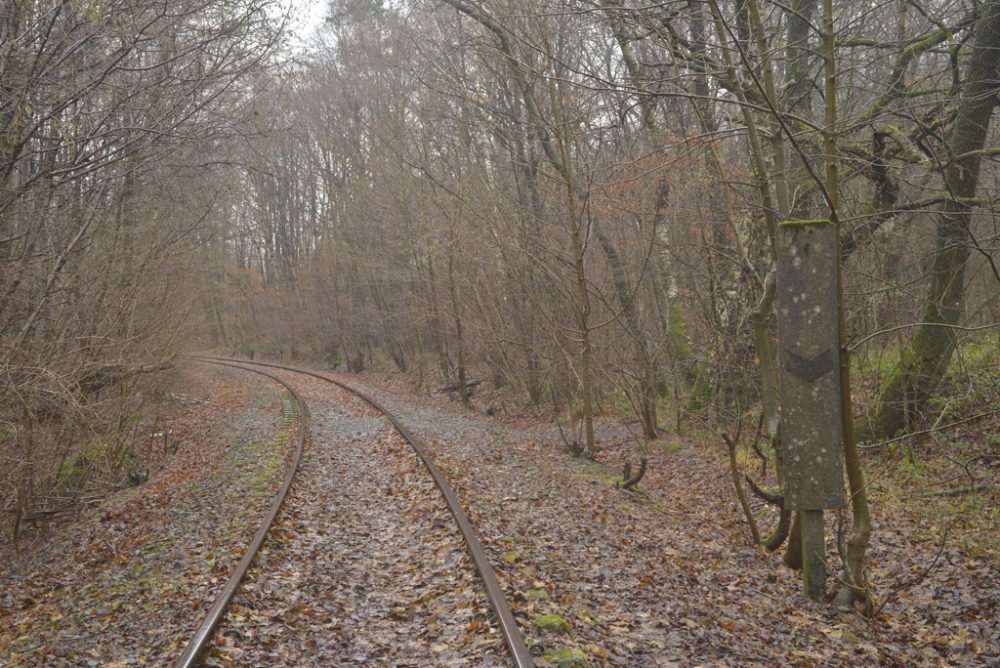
[3,362,997,667]
[201,371,506,666]
[0,365,293,666]
[337,370,999,667]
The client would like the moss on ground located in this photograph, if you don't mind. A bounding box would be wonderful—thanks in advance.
[544,647,589,667]
[534,613,572,634]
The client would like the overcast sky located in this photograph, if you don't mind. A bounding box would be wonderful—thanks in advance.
[287,0,329,46]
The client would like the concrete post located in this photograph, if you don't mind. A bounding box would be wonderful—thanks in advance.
[776,220,846,599]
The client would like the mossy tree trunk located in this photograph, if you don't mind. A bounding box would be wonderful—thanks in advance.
[867,0,1000,439]
[822,0,872,606]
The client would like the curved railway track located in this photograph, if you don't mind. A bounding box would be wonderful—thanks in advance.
[179,356,532,668]
[174,359,309,668]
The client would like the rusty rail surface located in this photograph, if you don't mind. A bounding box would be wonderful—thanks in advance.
[174,359,309,668]
[195,355,534,668]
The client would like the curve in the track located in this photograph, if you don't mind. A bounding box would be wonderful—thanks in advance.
[193,355,534,668]
[174,359,308,668]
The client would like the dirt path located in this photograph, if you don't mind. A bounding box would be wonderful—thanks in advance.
[204,371,506,666]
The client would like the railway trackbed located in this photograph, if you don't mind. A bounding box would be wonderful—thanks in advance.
[182,357,532,667]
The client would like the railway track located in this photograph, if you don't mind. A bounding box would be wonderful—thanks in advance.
[174,359,308,668]
[180,356,532,667]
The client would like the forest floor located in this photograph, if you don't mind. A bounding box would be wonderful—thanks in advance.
[0,366,292,666]
[200,370,506,666]
[1,360,997,667]
[327,368,1000,667]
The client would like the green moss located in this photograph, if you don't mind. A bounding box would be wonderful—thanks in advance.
[572,460,618,487]
[544,648,590,667]
[685,364,714,411]
[533,613,572,634]
[609,388,634,418]
[852,341,905,378]
[648,499,683,524]
[904,28,952,54]
[651,438,683,454]
[948,336,999,377]
[667,302,691,360]
[526,588,549,600]
[778,218,832,228]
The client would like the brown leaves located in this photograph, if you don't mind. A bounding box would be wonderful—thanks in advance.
[337,372,1000,666]
[199,372,505,665]
[0,366,290,665]
[4,366,998,666]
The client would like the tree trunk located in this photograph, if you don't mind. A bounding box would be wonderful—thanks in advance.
[594,226,658,440]
[447,252,470,408]
[426,255,453,383]
[867,1,1000,438]
[784,0,818,219]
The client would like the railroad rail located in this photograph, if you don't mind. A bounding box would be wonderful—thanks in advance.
[174,359,309,668]
[184,355,533,668]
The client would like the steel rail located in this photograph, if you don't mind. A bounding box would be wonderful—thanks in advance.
[195,355,534,668]
[174,359,309,668]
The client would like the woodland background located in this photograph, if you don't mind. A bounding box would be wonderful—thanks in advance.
[1,0,998,604]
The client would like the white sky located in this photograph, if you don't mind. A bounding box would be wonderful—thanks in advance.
[286,0,329,47]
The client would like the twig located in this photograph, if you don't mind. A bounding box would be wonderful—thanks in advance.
[917,483,993,498]
[860,408,1000,449]
[438,378,485,393]
[850,322,1000,351]
[723,432,761,545]
[866,522,955,623]
[745,475,784,506]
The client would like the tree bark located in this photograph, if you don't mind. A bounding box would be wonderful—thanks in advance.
[866,0,1000,439]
